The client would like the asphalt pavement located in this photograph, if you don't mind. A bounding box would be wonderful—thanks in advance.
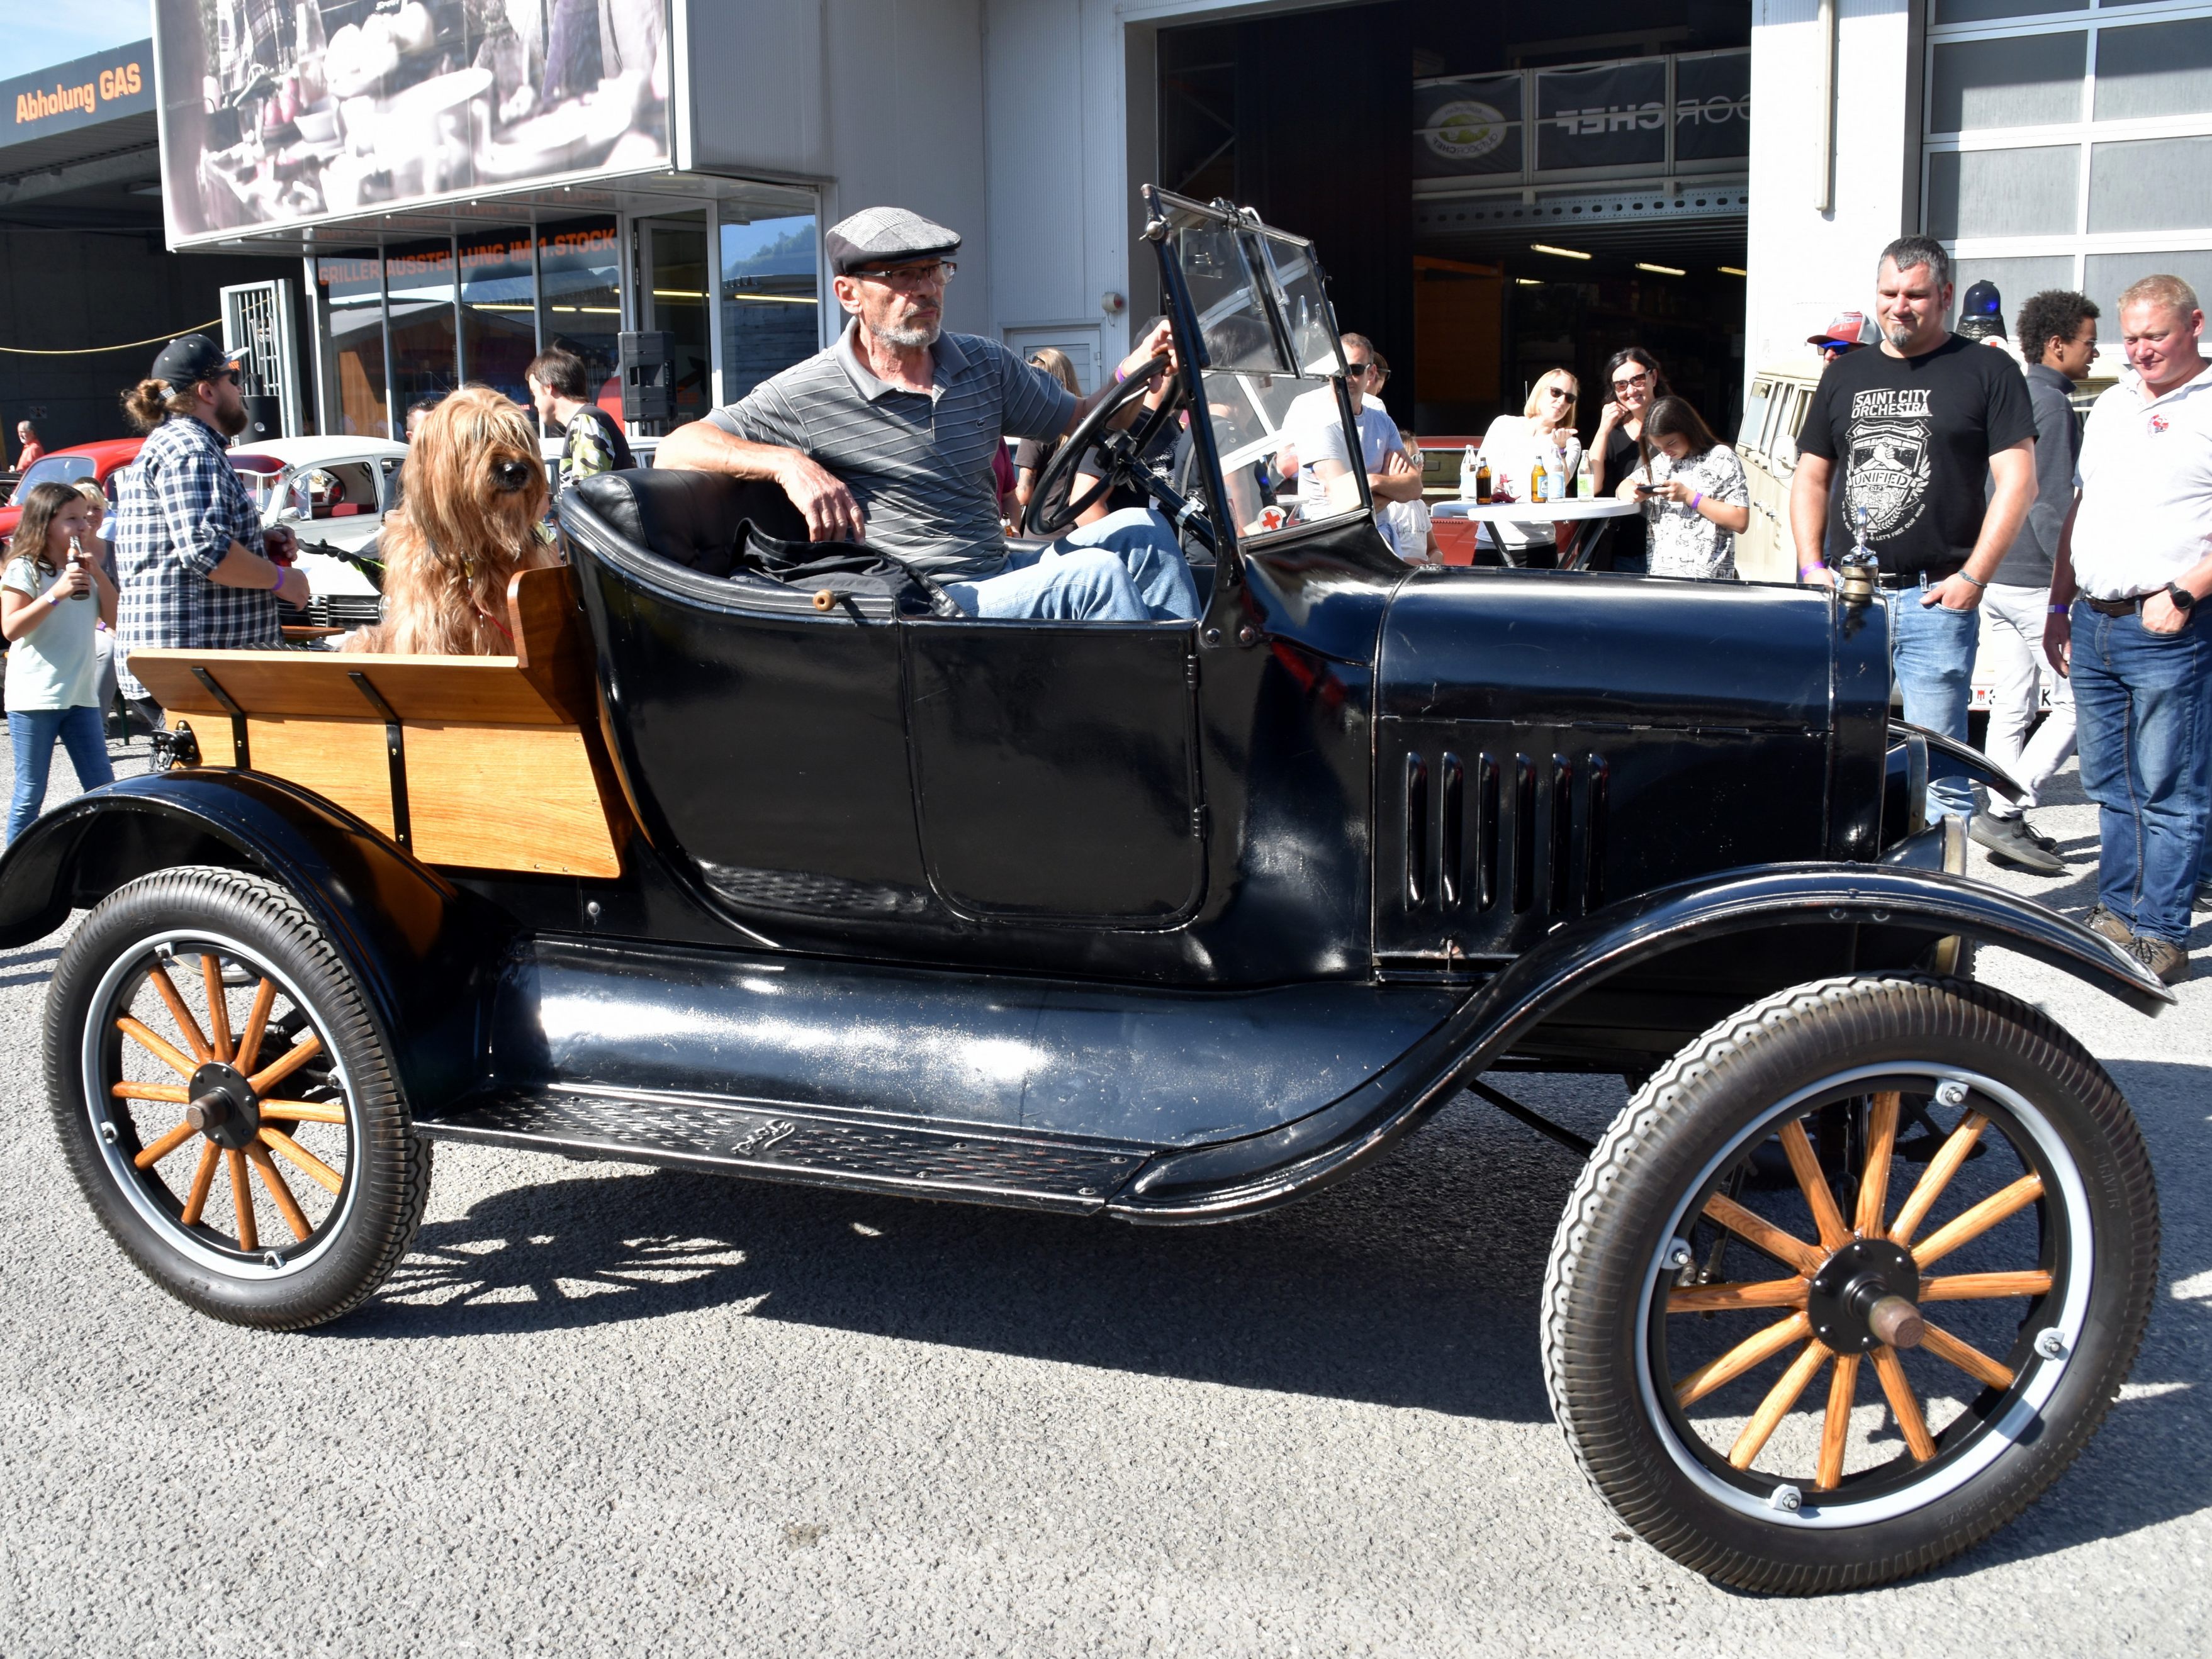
[0,730,2204,1656]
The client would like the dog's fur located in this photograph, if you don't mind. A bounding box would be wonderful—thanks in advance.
[346,385,558,656]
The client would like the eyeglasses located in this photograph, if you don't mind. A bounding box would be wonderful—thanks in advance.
[855,260,957,291]
[1610,371,1652,392]
[1344,360,1373,376]
[1545,385,1576,400]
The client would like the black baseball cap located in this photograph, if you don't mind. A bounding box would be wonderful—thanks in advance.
[150,333,244,387]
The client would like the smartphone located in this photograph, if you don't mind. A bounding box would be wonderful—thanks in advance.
[1634,482,1658,497]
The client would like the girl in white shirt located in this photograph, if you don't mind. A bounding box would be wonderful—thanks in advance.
[1614,396,1752,580]
[1,483,118,844]
[1476,369,1583,567]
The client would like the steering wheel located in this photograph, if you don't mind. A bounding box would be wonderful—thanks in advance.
[1023,355,1187,539]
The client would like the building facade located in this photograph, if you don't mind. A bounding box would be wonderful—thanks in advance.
[118,1,2212,449]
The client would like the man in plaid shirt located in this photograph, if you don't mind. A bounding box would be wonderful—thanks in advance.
[113,336,308,725]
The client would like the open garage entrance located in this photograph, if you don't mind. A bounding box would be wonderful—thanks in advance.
[1155,1,1751,442]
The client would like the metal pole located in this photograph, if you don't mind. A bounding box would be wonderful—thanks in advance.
[450,232,465,385]
[379,237,396,442]
[705,198,726,409]
[1815,0,1839,214]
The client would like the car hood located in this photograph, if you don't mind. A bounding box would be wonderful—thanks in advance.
[1377,570,1838,732]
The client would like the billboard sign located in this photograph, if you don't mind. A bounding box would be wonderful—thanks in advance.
[152,1,672,247]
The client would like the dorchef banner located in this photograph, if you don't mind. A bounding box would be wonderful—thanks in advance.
[1413,51,1748,180]
[152,0,673,247]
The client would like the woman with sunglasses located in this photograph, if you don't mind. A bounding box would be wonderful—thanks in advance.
[1474,369,1582,568]
[1586,348,1669,574]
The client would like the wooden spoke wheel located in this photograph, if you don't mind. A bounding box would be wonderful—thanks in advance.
[1541,975,2157,1594]
[45,868,430,1329]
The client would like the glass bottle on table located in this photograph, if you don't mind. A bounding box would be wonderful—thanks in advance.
[1474,452,1492,505]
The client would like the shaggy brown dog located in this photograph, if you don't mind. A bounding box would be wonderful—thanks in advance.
[346,385,559,655]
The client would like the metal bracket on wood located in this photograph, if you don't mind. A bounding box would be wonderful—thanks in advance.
[347,670,411,850]
[190,668,250,769]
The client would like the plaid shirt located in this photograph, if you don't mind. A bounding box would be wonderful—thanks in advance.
[114,415,280,701]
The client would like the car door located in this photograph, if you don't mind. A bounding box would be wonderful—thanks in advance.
[901,618,1206,925]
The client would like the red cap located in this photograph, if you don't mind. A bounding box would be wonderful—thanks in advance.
[1809,311,1878,349]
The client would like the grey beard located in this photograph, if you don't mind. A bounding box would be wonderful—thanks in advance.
[1885,321,1917,350]
[872,316,940,350]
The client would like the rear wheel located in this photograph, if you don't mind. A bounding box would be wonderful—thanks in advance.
[1541,973,2157,1592]
[45,866,430,1329]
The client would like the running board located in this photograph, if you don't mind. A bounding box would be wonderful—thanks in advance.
[417,1088,1157,1214]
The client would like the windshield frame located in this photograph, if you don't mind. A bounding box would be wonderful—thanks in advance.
[1144,187,1375,577]
[15,455,97,495]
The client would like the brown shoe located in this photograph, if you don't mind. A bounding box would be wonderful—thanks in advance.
[2126,934,2191,986]
[2084,905,2133,946]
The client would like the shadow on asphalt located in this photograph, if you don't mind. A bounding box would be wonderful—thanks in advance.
[326,1054,2212,1563]
[330,1089,1609,1424]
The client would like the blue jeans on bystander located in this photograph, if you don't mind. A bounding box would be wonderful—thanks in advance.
[6,705,115,846]
[1891,590,1980,823]
[2069,600,2212,946]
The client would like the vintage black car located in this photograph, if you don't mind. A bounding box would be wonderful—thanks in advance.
[0,192,2170,1594]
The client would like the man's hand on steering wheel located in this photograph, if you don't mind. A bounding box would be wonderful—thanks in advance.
[1111,318,1179,396]
[1026,352,1187,539]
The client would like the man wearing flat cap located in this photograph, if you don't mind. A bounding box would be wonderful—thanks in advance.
[658,206,1198,620]
[110,335,306,729]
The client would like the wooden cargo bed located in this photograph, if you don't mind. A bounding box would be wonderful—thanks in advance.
[127,567,627,878]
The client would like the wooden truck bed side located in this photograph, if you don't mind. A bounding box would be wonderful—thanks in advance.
[126,566,627,878]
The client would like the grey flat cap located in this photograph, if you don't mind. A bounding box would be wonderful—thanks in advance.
[824,206,962,276]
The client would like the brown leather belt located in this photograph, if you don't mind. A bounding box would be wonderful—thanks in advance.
[2083,595,2148,617]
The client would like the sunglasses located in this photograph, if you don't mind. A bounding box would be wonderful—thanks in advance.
[855,260,957,290]
[1610,372,1652,392]
[1545,385,1576,400]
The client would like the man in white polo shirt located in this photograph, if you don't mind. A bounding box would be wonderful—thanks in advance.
[2047,273,2212,985]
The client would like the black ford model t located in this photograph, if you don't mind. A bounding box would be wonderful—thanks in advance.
[0,193,2171,1594]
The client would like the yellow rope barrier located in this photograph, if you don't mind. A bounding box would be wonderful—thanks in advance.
[0,318,224,357]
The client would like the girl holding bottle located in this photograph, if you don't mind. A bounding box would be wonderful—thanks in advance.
[2,482,118,844]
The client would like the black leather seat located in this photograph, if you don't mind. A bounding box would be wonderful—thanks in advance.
[565,469,806,577]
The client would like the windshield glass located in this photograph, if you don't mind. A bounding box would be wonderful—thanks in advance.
[232,462,291,516]
[17,456,95,493]
[1157,191,1366,543]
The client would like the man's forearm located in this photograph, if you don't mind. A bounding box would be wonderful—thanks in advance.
[208,540,283,589]
[1967,478,2035,579]
[656,420,795,481]
[1788,466,1832,573]
[1368,469,1423,503]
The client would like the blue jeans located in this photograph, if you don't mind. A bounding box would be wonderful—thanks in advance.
[1892,589,1980,823]
[6,705,115,845]
[2070,600,2212,945]
[946,508,1200,622]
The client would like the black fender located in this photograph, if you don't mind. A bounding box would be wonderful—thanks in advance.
[0,771,514,1114]
[1111,861,2170,1222]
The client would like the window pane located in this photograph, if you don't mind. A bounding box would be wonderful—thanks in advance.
[385,240,457,419]
[2094,20,2212,122]
[2086,249,2212,324]
[1932,0,2082,21]
[315,254,388,439]
[537,220,624,422]
[720,213,821,405]
[458,231,539,408]
[2089,137,2212,232]
[1926,147,2080,239]
[1929,34,2084,132]
[1951,255,2079,333]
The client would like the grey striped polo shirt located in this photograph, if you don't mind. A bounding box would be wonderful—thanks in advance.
[706,319,1076,575]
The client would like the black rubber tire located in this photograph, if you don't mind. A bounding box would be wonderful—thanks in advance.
[45,866,430,1329]
[1539,973,2157,1594]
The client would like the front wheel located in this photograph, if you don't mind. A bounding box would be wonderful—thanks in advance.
[45,866,431,1329]
[1541,974,2157,1593]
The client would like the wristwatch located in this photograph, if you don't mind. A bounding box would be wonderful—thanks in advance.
[2168,583,2198,615]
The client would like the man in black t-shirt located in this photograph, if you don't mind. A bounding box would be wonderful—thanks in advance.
[1791,235,2038,827]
